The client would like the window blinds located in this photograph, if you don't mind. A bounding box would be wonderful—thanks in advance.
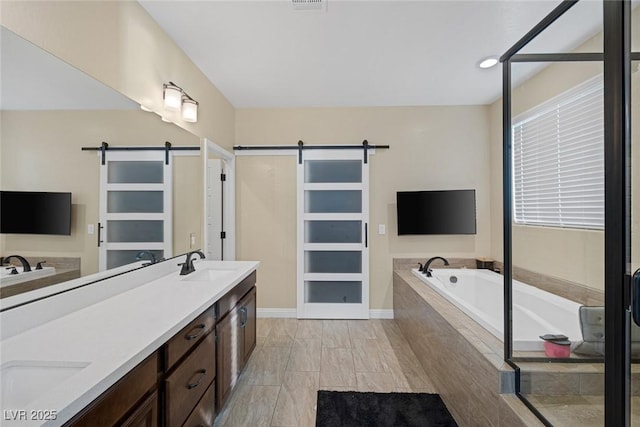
[512,75,604,230]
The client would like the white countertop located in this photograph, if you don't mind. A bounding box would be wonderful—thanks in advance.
[0,259,259,427]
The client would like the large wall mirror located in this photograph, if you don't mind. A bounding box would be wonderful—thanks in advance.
[0,26,207,300]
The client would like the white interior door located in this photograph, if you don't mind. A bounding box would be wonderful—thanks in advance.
[297,150,370,319]
[99,151,172,270]
[206,158,223,260]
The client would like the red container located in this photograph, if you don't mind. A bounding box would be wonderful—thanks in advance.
[543,340,570,358]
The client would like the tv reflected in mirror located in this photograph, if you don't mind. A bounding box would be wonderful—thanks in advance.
[0,191,72,235]
[396,189,476,235]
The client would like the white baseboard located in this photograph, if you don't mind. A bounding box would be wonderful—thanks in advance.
[257,308,394,319]
[369,309,394,319]
[257,308,297,318]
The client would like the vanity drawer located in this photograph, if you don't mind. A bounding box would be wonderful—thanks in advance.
[182,380,216,427]
[165,332,216,427]
[217,271,256,321]
[166,306,216,369]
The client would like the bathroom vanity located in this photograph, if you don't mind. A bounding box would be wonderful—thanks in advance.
[0,257,258,427]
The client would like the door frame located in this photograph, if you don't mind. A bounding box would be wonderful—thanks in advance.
[202,138,236,260]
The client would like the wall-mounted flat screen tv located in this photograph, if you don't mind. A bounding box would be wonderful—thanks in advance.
[396,189,476,235]
[0,191,72,235]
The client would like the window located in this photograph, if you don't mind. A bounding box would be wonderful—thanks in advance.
[512,75,604,230]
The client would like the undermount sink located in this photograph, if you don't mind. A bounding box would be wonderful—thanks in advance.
[0,360,90,408]
[181,268,236,282]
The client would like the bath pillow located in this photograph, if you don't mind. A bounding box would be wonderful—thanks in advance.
[573,306,640,356]
[573,306,605,356]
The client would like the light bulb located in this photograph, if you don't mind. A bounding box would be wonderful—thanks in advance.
[479,57,499,69]
[163,84,182,110]
[182,99,198,123]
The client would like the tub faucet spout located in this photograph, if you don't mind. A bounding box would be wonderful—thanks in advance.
[422,256,449,277]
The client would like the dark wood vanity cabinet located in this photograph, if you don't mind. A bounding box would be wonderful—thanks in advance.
[64,353,160,427]
[215,274,257,411]
[120,391,158,427]
[163,308,216,427]
[65,270,257,427]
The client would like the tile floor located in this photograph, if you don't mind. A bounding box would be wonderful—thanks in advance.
[213,318,436,427]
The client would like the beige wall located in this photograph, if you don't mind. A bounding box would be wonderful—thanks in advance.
[490,25,640,291]
[236,106,491,310]
[1,110,202,276]
[1,0,235,150]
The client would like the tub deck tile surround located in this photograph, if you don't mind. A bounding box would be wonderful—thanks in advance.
[494,261,604,306]
[393,258,545,427]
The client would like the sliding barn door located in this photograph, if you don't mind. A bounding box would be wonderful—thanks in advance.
[99,151,172,270]
[297,150,369,319]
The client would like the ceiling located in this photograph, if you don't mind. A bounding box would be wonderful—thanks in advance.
[140,0,605,108]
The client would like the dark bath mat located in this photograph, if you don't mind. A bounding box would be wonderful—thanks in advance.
[315,391,458,427]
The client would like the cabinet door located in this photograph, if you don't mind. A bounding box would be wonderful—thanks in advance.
[65,353,158,427]
[240,287,257,365]
[215,307,242,411]
[119,391,158,427]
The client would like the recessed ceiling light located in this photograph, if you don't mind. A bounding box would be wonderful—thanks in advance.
[479,57,499,69]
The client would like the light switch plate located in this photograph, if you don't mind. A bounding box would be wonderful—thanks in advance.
[378,224,386,235]
[87,224,95,235]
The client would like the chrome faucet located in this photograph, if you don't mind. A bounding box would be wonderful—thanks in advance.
[421,256,449,277]
[135,250,157,266]
[1,255,32,272]
[179,250,206,275]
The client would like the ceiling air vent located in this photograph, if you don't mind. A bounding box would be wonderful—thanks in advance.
[292,0,326,11]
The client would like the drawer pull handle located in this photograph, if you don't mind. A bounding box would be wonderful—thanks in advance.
[187,369,207,390]
[240,307,247,328]
[185,324,206,340]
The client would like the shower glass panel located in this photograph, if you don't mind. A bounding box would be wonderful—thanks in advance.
[507,2,607,421]
[304,281,362,304]
[106,220,164,243]
[305,190,361,213]
[107,249,164,270]
[107,191,164,213]
[108,161,164,183]
[305,160,362,183]
[304,251,362,274]
[305,220,362,244]
[511,58,606,426]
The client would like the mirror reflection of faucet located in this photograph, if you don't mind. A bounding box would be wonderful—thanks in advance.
[1,255,32,272]
[135,251,158,267]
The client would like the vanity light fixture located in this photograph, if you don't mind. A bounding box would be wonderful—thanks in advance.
[181,98,198,123]
[162,81,199,122]
[163,82,183,110]
[478,56,499,69]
